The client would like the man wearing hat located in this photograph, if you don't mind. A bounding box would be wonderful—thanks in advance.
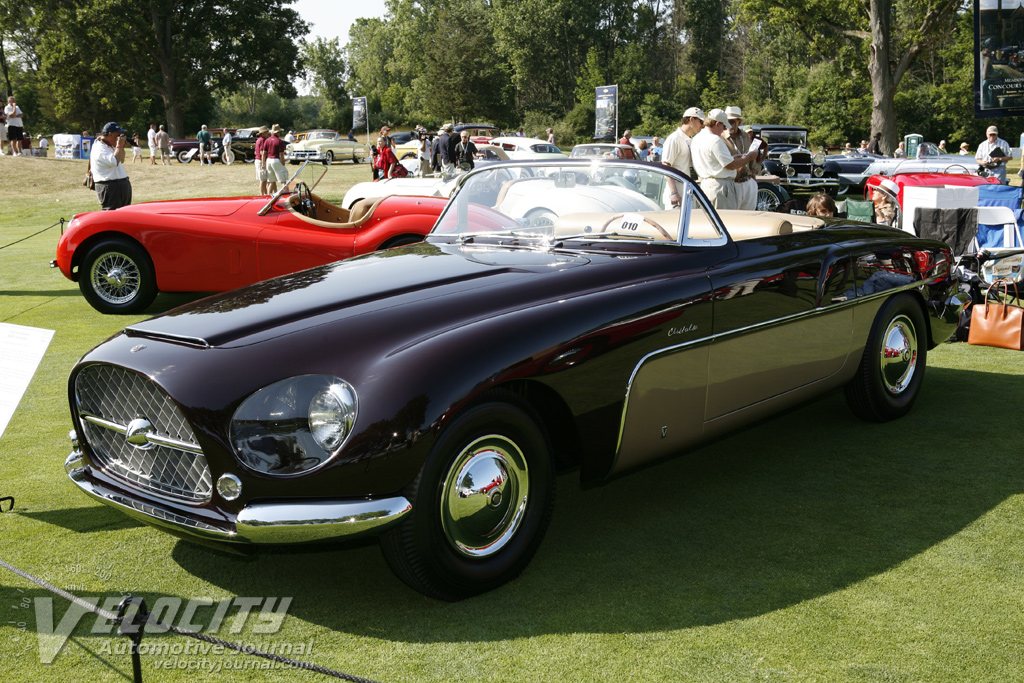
[89,122,132,210]
[691,109,760,210]
[722,106,759,210]
[262,124,287,194]
[254,126,271,194]
[976,125,1011,184]
[661,106,704,207]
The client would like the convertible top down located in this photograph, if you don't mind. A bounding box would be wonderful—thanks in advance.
[65,160,967,600]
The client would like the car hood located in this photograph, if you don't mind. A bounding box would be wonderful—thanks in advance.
[107,196,257,217]
[126,244,595,348]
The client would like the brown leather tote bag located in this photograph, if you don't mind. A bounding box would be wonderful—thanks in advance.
[968,280,1024,350]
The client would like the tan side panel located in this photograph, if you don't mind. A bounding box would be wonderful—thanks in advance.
[706,308,854,420]
[614,345,709,475]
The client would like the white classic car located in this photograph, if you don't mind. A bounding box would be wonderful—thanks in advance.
[488,136,567,159]
[287,130,371,164]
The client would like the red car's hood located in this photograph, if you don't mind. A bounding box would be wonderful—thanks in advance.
[108,196,263,217]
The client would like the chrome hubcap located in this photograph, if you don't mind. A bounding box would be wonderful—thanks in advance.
[441,435,529,558]
[91,252,140,304]
[880,315,918,394]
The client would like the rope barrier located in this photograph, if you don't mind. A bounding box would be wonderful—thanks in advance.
[0,555,382,683]
[0,218,64,251]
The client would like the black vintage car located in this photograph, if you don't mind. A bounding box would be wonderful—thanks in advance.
[748,125,841,205]
[64,160,966,601]
[170,127,261,164]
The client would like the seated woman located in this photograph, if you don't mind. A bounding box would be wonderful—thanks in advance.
[805,192,837,217]
[871,189,896,226]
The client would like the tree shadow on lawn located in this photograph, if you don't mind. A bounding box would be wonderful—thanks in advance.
[169,363,1022,641]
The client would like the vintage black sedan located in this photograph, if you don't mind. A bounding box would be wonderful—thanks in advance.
[64,160,967,601]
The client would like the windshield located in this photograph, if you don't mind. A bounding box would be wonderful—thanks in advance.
[760,129,808,147]
[529,143,563,154]
[430,161,721,246]
[309,131,337,141]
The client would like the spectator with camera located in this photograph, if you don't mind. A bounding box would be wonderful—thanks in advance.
[89,122,132,210]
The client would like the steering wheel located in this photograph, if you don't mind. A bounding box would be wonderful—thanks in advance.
[295,182,317,219]
[601,213,672,240]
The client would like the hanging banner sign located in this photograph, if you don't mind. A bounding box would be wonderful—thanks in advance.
[975,0,1024,118]
[353,96,368,130]
[594,85,617,140]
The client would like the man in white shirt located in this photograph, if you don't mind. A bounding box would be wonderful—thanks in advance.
[975,125,1011,184]
[37,135,48,155]
[89,122,132,210]
[221,129,234,164]
[661,106,704,207]
[5,96,24,156]
[147,124,158,165]
[691,109,759,210]
[722,106,759,210]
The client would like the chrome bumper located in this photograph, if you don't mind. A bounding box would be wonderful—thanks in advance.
[780,177,839,189]
[65,451,412,544]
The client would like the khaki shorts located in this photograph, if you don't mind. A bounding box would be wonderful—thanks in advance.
[266,158,288,184]
[256,162,269,182]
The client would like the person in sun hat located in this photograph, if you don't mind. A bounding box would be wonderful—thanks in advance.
[89,122,132,210]
[976,124,1011,184]
[722,105,759,210]
[691,109,759,210]
[661,105,705,206]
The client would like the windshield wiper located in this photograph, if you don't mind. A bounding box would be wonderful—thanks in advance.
[456,231,552,246]
[553,231,656,245]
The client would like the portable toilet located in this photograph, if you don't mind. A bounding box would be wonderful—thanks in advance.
[904,133,923,158]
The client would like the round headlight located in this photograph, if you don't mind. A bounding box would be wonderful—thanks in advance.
[786,166,796,177]
[813,167,825,177]
[812,152,825,165]
[309,383,356,452]
[779,152,793,166]
[230,375,357,476]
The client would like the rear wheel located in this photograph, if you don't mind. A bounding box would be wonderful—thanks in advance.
[378,234,424,250]
[78,239,157,314]
[845,293,927,422]
[379,393,555,601]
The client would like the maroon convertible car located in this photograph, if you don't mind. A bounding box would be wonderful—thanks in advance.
[64,159,967,600]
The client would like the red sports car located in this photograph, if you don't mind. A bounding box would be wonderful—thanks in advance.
[52,165,445,313]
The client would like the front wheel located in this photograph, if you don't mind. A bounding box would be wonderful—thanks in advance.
[379,394,555,601]
[176,150,192,164]
[324,150,334,164]
[78,239,157,314]
[845,293,927,422]
[756,184,784,212]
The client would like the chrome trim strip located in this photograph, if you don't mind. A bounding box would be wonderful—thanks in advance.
[66,463,412,544]
[79,412,204,455]
[124,328,211,348]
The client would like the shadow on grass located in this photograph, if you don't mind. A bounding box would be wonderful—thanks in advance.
[162,363,1021,641]
[2,290,80,297]
[18,506,143,534]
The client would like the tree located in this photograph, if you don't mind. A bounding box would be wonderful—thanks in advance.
[739,0,963,154]
[33,0,308,137]
[301,37,349,130]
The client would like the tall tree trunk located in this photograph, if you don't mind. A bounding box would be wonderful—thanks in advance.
[868,0,898,155]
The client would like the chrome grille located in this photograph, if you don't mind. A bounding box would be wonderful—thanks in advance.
[75,365,212,502]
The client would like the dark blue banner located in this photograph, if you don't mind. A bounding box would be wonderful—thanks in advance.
[976,0,1024,118]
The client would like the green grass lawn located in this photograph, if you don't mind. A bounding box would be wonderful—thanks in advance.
[2,155,1024,681]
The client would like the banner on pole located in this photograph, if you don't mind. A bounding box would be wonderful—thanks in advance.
[594,86,617,140]
[353,96,367,130]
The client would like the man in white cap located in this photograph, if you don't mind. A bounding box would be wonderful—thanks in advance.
[661,106,704,207]
[691,109,760,210]
[975,125,1011,184]
[722,106,759,210]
